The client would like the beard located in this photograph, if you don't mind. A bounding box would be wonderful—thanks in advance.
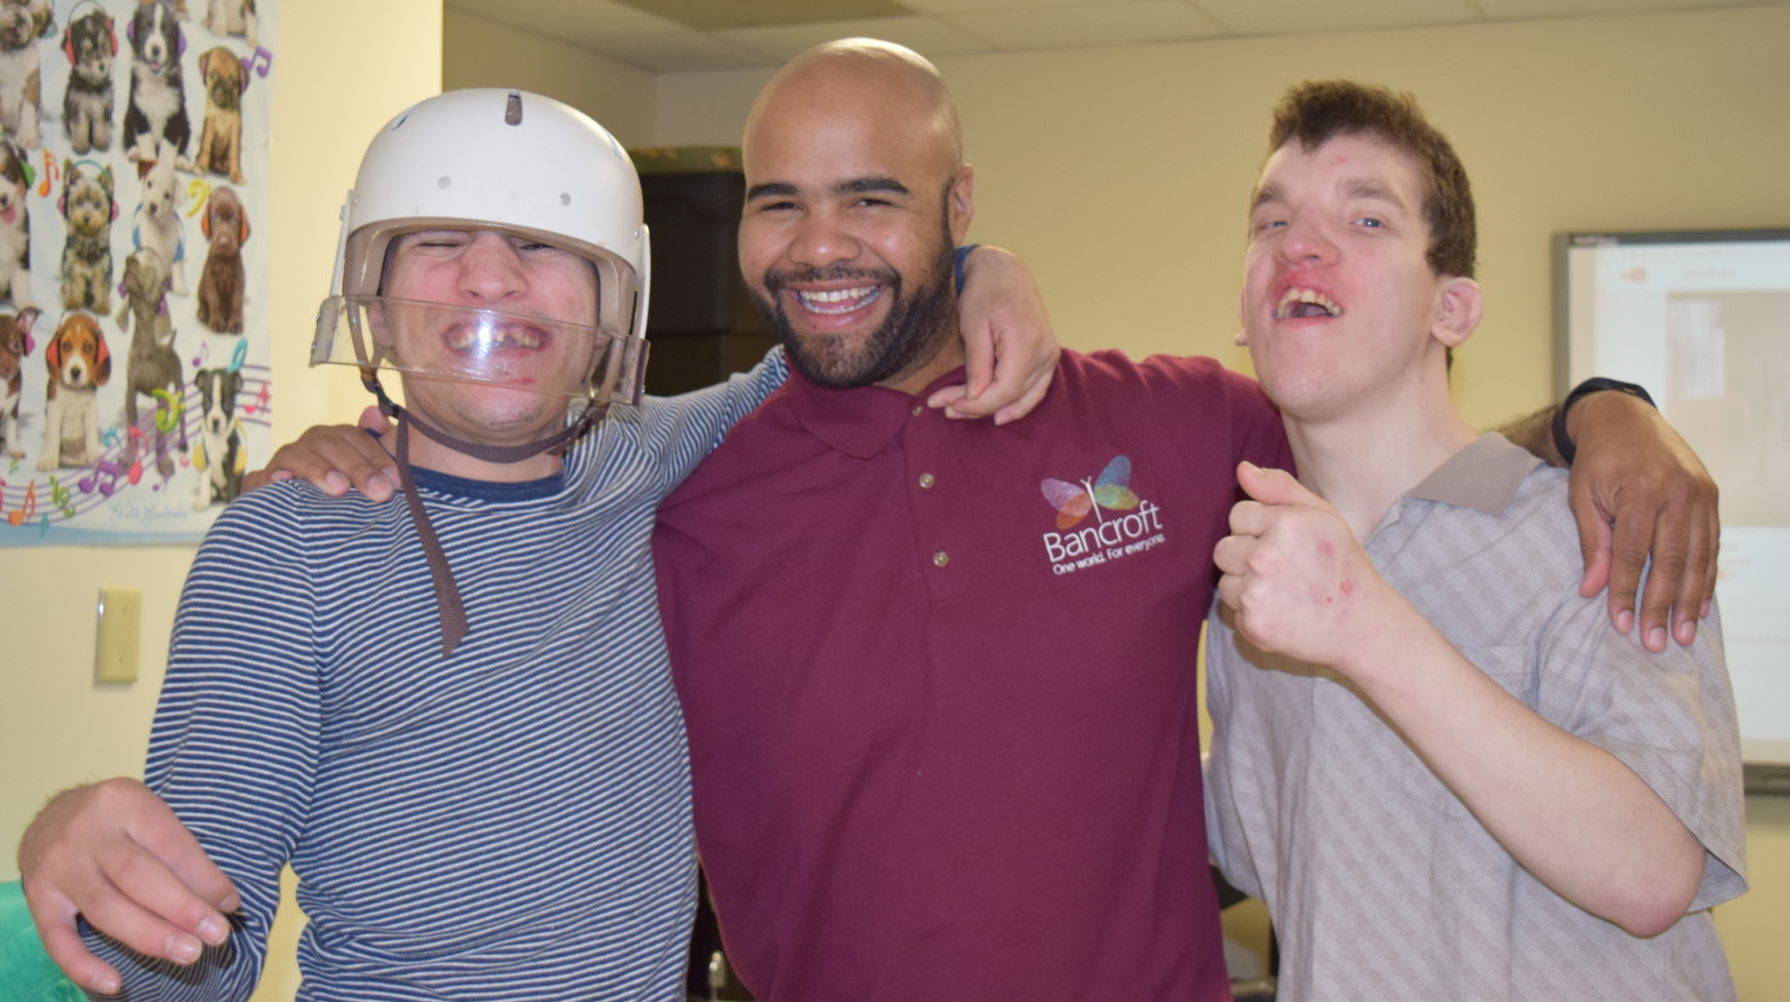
[752,237,957,391]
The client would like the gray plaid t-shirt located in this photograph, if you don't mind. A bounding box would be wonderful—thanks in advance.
[1206,433,1746,1001]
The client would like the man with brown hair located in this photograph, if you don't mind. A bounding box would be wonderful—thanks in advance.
[1206,80,1745,1000]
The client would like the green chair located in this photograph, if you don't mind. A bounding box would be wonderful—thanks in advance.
[0,881,84,1001]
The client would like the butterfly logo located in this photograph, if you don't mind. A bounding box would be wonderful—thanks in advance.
[1040,455,1139,530]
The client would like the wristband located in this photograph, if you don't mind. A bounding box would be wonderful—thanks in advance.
[1552,377,1656,466]
[953,244,980,295]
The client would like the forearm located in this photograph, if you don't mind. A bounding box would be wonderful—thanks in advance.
[1343,614,1703,935]
[1494,403,1564,466]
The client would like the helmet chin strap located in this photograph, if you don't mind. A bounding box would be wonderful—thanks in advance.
[365,374,607,657]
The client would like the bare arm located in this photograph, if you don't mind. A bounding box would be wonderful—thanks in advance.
[1215,462,1704,935]
[17,779,239,994]
[927,245,1058,425]
[1498,391,1718,651]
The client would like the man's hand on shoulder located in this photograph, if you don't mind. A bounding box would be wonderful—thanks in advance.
[240,405,400,501]
[931,245,1058,425]
[17,779,239,994]
[1564,391,1719,652]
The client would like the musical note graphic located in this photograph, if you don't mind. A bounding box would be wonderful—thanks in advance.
[78,460,124,497]
[48,475,75,517]
[7,480,36,525]
[192,340,210,369]
[186,179,213,217]
[152,388,185,432]
[241,46,273,80]
[35,150,58,197]
[101,427,121,448]
[242,384,270,415]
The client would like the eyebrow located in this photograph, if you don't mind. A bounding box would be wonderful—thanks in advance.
[1249,182,1283,213]
[1341,177,1408,209]
[746,175,913,202]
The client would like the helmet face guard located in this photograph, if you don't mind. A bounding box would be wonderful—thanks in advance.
[313,89,653,401]
[313,294,648,407]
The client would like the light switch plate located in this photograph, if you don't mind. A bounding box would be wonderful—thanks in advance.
[96,587,142,684]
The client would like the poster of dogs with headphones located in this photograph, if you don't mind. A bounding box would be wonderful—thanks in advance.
[0,0,275,545]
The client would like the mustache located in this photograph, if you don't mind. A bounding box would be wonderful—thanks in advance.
[762,265,899,292]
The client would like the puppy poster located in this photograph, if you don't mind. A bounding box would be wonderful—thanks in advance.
[0,0,275,545]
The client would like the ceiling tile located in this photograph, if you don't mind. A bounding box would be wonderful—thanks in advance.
[1475,0,1766,16]
[902,0,1163,13]
[446,0,685,43]
[617,0,912,30]
[946,1,1225,48]
[1189,0,1482,35]
[716,16,999,61]
[580,33,784,72]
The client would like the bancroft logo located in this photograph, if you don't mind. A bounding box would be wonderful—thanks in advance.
[1038,455,1167,575]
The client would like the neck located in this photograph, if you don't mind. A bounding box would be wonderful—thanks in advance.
[399,414,567,483]
[877,321,965,396]
[1282,375,1476,540]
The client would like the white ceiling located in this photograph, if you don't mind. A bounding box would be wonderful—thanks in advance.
[444,0,1786,72]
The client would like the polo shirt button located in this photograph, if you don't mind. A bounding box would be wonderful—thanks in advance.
[918,473,936,489]
[911,404,924,417]
[932,550,950,568]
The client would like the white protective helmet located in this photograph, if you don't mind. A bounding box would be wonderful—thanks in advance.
[311,88,651,406]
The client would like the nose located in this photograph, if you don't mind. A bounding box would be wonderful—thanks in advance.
[786,207,861,271]
[456,232,528,306]
[1278,211,1337,266]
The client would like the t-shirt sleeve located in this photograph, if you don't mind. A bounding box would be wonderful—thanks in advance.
[646,345,789,495]
[1542,591,1748,912]
[81,492,323,1000]
[1128,354,1291,478]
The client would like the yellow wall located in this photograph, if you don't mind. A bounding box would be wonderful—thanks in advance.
[3,4,1785,999]
[443,11,657,147]
[653,7,1790,998]
[0,1,440,998]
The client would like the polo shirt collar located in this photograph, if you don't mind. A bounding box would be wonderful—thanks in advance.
[1404,432,1543,515]
[786,363,968,460]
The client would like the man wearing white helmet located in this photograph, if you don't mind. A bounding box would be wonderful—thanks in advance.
[10,88,1051,999]
[21,87,761,1000]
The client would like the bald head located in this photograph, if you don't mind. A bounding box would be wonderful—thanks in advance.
[736,38,976,395]
[745,38,964,178]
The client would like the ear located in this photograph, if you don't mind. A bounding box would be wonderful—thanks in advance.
[17,306,38,338]
[45,328,61,370]
[944,165,974,246]
[1430,275,1482,350]
[93,332,111,384]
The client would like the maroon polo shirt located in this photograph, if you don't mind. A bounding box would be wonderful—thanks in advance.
[654,350,1289,1001]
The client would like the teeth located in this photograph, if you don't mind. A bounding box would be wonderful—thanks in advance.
[1276,287,1342,320]
[796,286,879,315]
[447,326,544,350]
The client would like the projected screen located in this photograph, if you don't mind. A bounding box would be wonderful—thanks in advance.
[1555,228,1790,793]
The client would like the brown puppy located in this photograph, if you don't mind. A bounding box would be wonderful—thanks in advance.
[192,46,244,184]
[0,305,37,457]
[196,185,248,334]
[37,311,110,469]
[118,247,184,473]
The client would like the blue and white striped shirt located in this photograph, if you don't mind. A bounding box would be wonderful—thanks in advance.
[86,352,785,1001]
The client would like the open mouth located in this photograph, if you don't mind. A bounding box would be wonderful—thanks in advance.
[445,323,550,352]
[1276,287,1343,320]
[792,285,882,316]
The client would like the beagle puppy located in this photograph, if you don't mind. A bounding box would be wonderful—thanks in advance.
[38,312,110,470]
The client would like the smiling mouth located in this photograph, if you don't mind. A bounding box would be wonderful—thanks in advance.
[445,324,548,351]
[792,285,882,316]
[1277,287,1343,320]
